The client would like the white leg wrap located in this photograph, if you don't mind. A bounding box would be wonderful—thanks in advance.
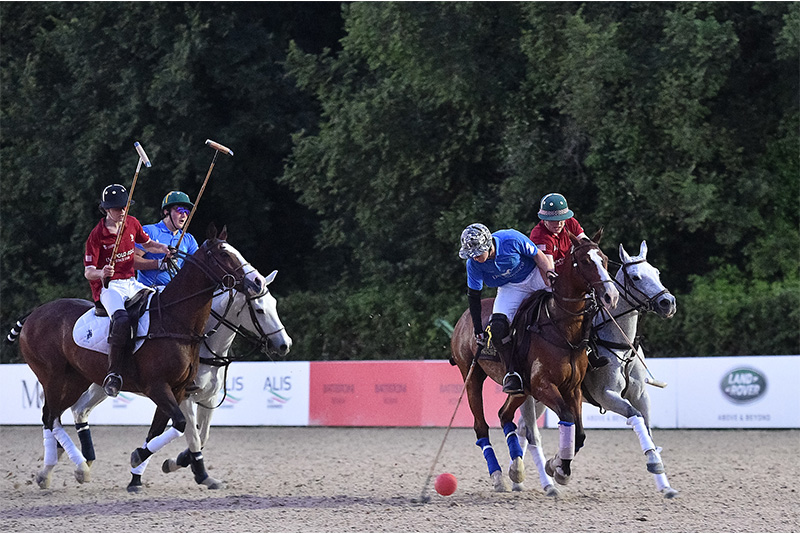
[627,415,656,453]
[42,428,58,467]
[528,444,554,487]
[654,473,671,492]
[131,441,151,475]
[558,422,575,461]
[52,422,86,466]
[145,426,183,455]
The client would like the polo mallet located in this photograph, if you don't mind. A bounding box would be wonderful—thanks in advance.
[413,358,477,504]
[103,142,151,288]
[604,311,667,388]
[174,139,234,252]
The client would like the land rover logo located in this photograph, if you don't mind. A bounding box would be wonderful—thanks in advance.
[720,368,767,404]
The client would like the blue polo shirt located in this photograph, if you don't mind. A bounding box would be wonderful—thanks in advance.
[466,229,540,290]
[136,220,199,287]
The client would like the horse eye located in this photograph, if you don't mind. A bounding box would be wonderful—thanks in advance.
[632,275,641,281]
[256,309,265,314]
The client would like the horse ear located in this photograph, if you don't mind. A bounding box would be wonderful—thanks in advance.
[567,230,580,247]
[218,225,228,241]
[207,223,218,240]
[619,243,632,264]
[639,240,647,259]
[590,227,604,244]
[264,269,278,285]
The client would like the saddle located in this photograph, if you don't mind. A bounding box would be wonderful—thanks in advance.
[74,289,155,355]
[476,290,552,364]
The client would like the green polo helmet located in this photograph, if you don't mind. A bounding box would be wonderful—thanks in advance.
[537,193,574,221]
[161,190,194,211]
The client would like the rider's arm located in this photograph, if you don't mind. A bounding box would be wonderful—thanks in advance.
[141,238,170,256]
[467,287,483,335]
[134,247,159,271]
[533,248,555,287]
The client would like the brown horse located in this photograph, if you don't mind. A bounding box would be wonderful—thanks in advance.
[450,230,619,492]
[17,224,258,489]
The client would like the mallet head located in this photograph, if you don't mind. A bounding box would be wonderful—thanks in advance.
[205,139,233,156]
[133,142,151,168]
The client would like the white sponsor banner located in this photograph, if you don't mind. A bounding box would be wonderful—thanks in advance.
[210,361,310,426]
[0,361,310,427]
[676,355,800,428]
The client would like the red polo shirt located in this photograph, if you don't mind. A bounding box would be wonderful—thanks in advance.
[529,218,584,274]
[84,216,149,301]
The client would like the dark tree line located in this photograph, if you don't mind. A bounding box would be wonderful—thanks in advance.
[1,2,798,363]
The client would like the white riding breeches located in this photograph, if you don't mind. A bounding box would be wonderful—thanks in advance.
[100,278,151,316]
[492,268,549,323]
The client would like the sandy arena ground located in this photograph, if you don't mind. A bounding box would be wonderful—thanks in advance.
[0,425,798,533]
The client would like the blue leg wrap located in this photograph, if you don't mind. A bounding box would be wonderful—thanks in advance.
[503,422,523,459]
[476,437,501,474]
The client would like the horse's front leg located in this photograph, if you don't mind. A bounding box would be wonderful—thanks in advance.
[465,365,508,492]
[180,397,224,489]
[498,395,527,486]
[534,384,574,486]
[130,385,186,469]
[126,407,170,493]
[515,398,558,496]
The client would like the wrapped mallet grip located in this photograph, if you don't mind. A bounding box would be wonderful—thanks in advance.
[205,139,234,156]
[134,141,151,168]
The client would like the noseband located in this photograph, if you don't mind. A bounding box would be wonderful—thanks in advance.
[615,259,671,313]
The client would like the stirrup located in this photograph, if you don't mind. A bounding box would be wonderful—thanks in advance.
[502,372,524,396]
[103,373,122,398]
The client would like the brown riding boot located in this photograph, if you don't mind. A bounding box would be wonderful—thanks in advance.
[104,310,131,397]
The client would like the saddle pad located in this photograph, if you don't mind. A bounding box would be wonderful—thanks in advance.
[72,295,153,355]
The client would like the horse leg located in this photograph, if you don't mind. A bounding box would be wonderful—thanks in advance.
[51,419,91,484]
[127,407,170,492]
[70,383,107,466]
[515,398,558,496]
[130,386,186,469]
[465,365,508,492]
[180,397,224,489]
[535,385,575,485]
[498,395,527,485]
[36,426,59,489]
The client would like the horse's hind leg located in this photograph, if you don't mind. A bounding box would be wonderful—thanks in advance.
[50,419,91,484]
[70,383,107,466]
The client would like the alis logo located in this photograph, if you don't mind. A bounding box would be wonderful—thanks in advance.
[720,368,767,404]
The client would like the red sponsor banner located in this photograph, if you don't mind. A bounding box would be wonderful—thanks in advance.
[309,360,522,427]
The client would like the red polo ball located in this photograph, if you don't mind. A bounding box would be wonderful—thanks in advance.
[435,473,457,496]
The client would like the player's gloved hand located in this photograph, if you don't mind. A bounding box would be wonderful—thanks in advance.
[475,332,487,348]
[158,256,175,271]
[546,270,558,285]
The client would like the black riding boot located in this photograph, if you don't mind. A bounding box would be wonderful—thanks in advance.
[104,310,131,397]
[489,313,524,396]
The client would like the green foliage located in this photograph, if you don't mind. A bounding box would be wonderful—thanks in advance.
[2,2,797,363]
[643,266,800,357]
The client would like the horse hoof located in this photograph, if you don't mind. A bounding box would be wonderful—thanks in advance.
[74,462,91,484]
[127,483,143,493]
[35,471,51,489]
[543,484,559,497]
[509,457,525,484]
[490,470,509,492]
[199,476,225,490]
[662,487,679,499]
[511,481,525,492]
[162,459,180,474]
[647,462,665,475]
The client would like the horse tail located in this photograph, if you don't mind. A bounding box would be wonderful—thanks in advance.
[5,314,30,344]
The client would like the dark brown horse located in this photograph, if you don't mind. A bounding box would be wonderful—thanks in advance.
[17,225,256,489]
[450,230,619,492]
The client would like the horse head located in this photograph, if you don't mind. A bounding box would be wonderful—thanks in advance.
[618,241,676,318]
[558,229,619,310]
[240,269,292,357]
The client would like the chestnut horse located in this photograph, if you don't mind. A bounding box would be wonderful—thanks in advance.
[16,225,259,489]
[450,230,619,492]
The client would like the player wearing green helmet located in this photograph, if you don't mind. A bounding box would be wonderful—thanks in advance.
[134,190,199,287]
[530,193,610,368]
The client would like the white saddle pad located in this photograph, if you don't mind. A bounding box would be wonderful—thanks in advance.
[72,294,153,355]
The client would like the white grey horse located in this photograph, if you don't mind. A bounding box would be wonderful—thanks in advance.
[514,241,679,498]
[67,269,292,491]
